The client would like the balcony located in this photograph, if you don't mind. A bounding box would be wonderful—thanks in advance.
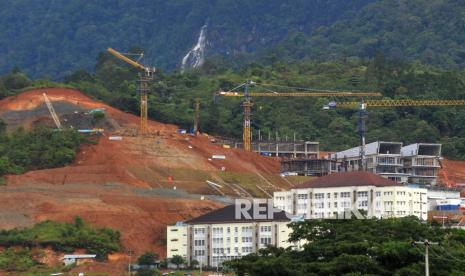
[376,156,403,166]
[412,158,440,167]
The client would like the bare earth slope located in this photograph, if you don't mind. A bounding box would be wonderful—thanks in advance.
[0,88,290,262]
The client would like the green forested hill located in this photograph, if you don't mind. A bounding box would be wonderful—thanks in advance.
[3,0,465,79]
[0,0,373,78]
[268,0,465,68]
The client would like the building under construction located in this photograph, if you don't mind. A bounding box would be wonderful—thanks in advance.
[280,158,337,176]
[328,141,442,186]
[216,138,319,159]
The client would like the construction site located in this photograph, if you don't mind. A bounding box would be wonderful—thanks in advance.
[0,49,464,274]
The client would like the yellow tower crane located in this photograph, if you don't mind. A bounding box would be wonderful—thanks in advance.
[193,98,201,135]
[216,80,382,151]
[326,99,465,170]
[107,48,156,135]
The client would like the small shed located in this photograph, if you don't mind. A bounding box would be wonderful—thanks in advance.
[63,254,96,266]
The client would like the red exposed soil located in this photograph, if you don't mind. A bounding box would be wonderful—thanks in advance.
[1,88,287,193]
[0,88,290,273]
[438,159,465,187]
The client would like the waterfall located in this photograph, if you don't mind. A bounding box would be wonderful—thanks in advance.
[181,25,207,73]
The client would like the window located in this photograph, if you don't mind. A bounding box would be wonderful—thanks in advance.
[376,192,381,197]
[260,226,272,232]
[194,228,205,235]
[358,200,368,207]
[315,193,324,199]
[212,227,223,234]
[260,237,272,245]
[212,238,223,244]
[241,246,253,253]
[334,192,338,198]
[315,202,324,209]
[357,191,368,197]
[194,240,205,246]
[327,193,331,199]
[334,202,338,208]
[194,249,205,256]
[242,226,253,233]
[328,202,331,208]
[341,192,351,198]
[234,237,238,243]
[170,228,178,232]
[227,227,230,234]
[297,194,308,199]
[242,237,253,243]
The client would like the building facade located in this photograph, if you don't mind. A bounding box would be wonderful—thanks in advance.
[328,141,442,185]
[167,204,295,268]
[329,141,408,182]
[401,143,442,185]
[273,171,428,220]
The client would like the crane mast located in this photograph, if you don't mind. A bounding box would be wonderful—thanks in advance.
[193,98,200,135]
[43,93,62,129]
[107,48,156,135]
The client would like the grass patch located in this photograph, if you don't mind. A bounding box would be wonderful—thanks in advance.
[285,175,315,186]
[0,177,5,186]
[218,171,266,196]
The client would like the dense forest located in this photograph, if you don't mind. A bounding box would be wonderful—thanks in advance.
[2,0,465,78]
[0,0,374,78]
[225,217,465,275]
[1,53,465,160]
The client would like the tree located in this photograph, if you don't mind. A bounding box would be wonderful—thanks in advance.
[138,252,159,265]
[190,259,199,268]
[170,255,185,269]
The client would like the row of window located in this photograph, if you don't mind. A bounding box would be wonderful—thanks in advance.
[294,190,412,200]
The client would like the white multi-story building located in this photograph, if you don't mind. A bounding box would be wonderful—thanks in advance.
[273,171,428,220]
[167,204,295,268]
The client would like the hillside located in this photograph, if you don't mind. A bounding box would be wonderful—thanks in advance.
[268,0,465,68]
[0,88,292,268]
[4,0,465,78]
[0,0,374,78]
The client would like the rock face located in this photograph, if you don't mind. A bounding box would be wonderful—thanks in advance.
[181,24,207,73]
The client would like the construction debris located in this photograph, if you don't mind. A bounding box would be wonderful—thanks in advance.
[212,155,226,160]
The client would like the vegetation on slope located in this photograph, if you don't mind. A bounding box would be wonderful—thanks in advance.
[0,124,85,176]
[226,217,465,275]
[0,217,121,261]
[0,0,374,78]
[3,0,465,77]
[266,0,465,69]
